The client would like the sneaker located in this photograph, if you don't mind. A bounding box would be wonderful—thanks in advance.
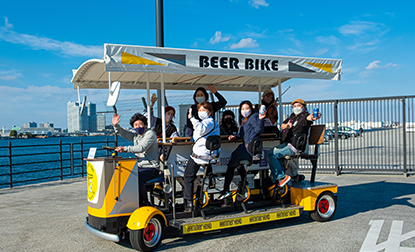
[218,191,231,200]
[278,175,291,188]
[183,199,193,213]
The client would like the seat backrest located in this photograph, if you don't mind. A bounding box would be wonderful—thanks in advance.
[308,125,325,145]
[248,138,263,155]
[206,135,221,151]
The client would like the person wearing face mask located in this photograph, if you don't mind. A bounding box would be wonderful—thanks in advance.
[218,100,266,200]
[220,110,238,136]
[256,89,280,135]
[266,98,321,187]
[143,94,179,139]
[112,112,160,206]
[186,84,227,137]
[183,102,220,212]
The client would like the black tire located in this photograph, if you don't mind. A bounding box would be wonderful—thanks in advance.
[341,134,347,139]
[130,215,164,251]
[309,191,337,222]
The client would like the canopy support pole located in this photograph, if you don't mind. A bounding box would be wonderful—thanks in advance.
[146,73,151,129]
[278,79,282,126]
[161,73,166,143]
[109,71,117,149]
[258,78,262,106]
[108,72,111,90]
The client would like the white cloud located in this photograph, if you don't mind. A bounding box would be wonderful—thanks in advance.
[0,69,21,80]
[230,38,259,49]
[250,0,269,9]
[0,18,102,57]
[288,36,302,48]
[316,35,339,45]
[4,16,12,28]
[365,60,381,70]
[209,31,230,44]
[384,62,399,69]
[315,48,328,56]
[347,39,380,53]
[338,21,384,36]
[365,60,399,70]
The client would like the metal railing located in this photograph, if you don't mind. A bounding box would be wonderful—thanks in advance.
[1,95,413,190]
[221,95,415,176]
[0,138,114,189]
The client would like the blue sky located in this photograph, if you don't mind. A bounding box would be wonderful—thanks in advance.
[0,0,414,129]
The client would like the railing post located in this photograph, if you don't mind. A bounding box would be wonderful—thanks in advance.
[8,141,12,189]
[334,100,340,175]
[106,137,109,156]
[81,139,84,177]
[402,97,407,176]
[59,139,63,180]
[70,143,74,176]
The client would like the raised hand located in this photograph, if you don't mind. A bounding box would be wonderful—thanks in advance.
[112,113,121,126]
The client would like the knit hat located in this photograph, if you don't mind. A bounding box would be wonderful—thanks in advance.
[262,89,274,98]
[292,98,306,106]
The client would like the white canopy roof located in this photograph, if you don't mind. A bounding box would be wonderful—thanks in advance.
[71,44,342,92]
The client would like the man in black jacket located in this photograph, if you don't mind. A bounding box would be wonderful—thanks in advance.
[266,98,321,187]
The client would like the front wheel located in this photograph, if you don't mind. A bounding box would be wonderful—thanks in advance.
[309,192,337,222]
[130,215,163,251]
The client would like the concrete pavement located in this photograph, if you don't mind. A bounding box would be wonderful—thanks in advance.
[1,173,415,252]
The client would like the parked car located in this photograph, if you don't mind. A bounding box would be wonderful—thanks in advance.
[328,128,352,139]
[338,126,361,137]
[324,129,333,142]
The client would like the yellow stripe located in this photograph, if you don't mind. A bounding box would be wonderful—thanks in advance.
[305,62,333,73]
[182,208,300,234]
[121,51,165,66]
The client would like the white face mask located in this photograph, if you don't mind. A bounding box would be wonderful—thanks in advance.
[195,96,205,104]
[241,110,251,118]
[293,107,303,115]
[198,111,209,120]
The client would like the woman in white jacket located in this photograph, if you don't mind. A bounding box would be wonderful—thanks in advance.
[183,102,219,212]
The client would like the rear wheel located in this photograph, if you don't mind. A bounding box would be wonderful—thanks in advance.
[130,215,163,251]
[309,192,336,222]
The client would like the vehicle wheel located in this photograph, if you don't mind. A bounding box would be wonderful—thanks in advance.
[351,133,356,137]
[309,192,336,222]
[130,215,163,251]
[193,190,209,208]
[232,186,251,202]
[341,135,347,139]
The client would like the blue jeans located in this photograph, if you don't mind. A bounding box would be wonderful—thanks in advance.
[266,143,295,182]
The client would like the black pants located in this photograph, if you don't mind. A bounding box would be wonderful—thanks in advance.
[138,167,159,205]
[223,144,252,192]
[184,158,211,200]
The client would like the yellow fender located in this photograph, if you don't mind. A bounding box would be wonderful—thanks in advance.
[127,207,167,230]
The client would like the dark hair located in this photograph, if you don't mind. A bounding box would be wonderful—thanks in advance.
[220,110,235,125]
[238,100,255,125]
[130,113,147,127]
[197,101,213,116]
[193,87,209,104]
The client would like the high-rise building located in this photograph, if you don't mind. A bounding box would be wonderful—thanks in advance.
[67,101,97,133]
[24,122,37,128]
[96,113,106,131]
